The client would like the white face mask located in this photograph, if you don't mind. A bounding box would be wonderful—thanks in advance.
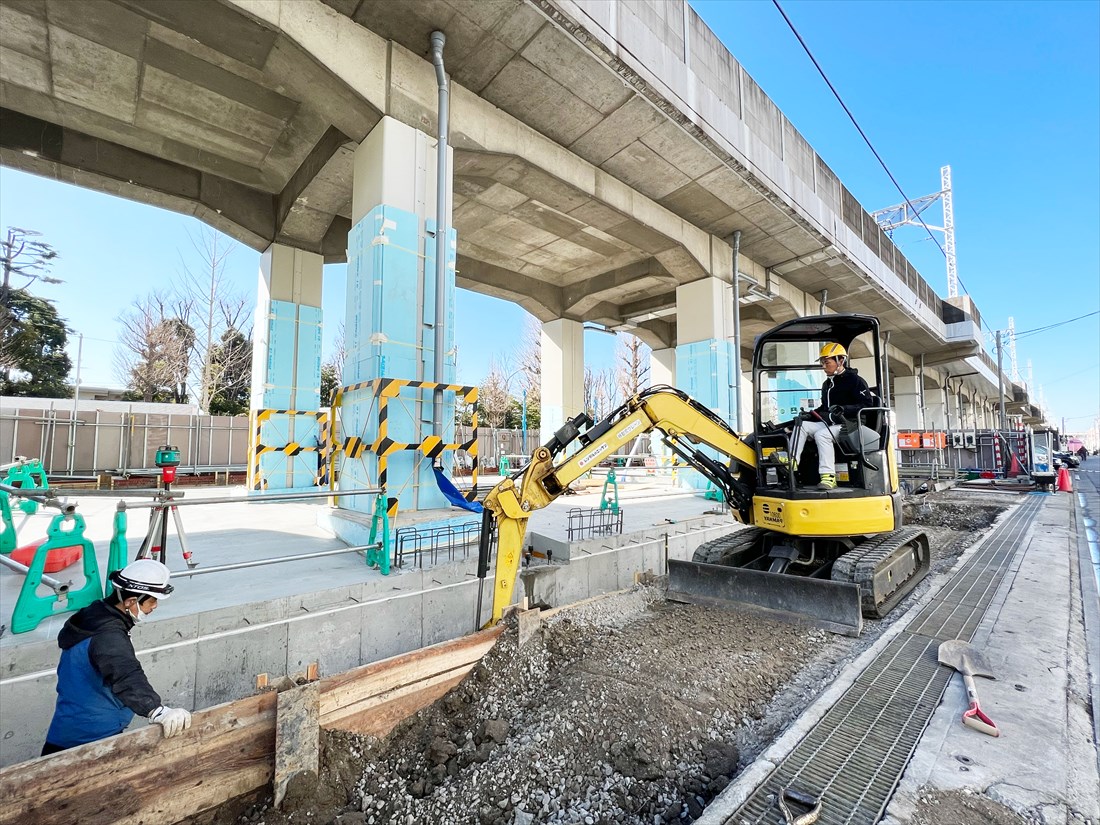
[127,600,147,624]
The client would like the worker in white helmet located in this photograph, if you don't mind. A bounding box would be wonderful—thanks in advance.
[41,559,192,755]
[785,342,875,490]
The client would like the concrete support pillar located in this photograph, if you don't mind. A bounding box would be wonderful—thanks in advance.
[541,318,584,436]
[650,347,675,387]
[675,277,734,423]
[893,376,923,430]
[249,244,323,491]
[674,277,735,489]
[924,397,947,431]
[339,116,456,514]
[649,348,675,457]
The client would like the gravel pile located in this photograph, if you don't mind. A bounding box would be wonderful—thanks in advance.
[344,586,826,825]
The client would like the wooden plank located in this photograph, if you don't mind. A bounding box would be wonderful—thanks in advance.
[274,683,319,809]
[326,672,467,739]
[0,627,505,825]
[321,663,477,730]
[0,692,277,825]
[319,627,501,716]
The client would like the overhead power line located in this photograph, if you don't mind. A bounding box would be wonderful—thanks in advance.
[1012,309,1100,341]
[770,0,978,299]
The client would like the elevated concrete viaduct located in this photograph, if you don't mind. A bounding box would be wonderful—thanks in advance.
[0,0,1043,502]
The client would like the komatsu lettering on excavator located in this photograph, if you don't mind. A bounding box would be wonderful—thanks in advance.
[476,314,929,637]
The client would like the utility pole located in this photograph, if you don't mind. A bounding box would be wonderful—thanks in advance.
[67,332,83,473]
[995,330,1006,431]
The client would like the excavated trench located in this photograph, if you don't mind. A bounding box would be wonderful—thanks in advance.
[185,490,1019,825]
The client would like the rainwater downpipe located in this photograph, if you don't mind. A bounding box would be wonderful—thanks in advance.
[430,31,449,439]
[731,231,743,431]
[881,330,892,407]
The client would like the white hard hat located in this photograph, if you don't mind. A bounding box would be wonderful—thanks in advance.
[109,559,174,600]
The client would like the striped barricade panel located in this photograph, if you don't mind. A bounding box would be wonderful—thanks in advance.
[330,379,479,502]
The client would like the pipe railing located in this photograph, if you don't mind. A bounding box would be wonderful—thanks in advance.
[0,554,70,594]
[168,543,383,579]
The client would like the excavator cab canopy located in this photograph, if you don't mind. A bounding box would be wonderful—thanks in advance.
[750,314,888,494]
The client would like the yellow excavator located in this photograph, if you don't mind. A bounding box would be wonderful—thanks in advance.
[475,314,929,636]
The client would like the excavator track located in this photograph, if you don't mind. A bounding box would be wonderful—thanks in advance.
[831,526,931,618]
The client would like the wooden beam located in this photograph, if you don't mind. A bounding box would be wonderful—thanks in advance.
[0,692,277,825]
[0,626,505,825]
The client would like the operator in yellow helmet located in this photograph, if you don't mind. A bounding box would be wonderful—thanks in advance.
[788,342,875,490]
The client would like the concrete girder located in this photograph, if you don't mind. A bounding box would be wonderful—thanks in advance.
[562,259,676,317]
[1,106,350,261]
[455,254,562,321]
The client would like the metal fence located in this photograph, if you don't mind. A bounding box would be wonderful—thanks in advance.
[0,401,250,476]
[393,518,495,569]
[566,507,625,540]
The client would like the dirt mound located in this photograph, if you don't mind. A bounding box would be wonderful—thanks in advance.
[904,497,1005,531]
[910,788,1037,825]
[347,588,828,824]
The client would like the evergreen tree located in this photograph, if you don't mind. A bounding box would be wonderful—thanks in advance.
[0,289,72,397]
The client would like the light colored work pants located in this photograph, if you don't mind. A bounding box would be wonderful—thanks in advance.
[793,420,843,475]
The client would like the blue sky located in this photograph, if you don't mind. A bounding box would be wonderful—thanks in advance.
[1,0,1097,431]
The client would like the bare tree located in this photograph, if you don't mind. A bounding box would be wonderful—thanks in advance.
[615,333,650,400]
[1,227,60,303]
[517,316,542,410]
[176,228,249,412]
[115,292,195,403]
[478,358,513,429]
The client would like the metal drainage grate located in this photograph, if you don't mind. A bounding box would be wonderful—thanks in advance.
[725,495,1042,825]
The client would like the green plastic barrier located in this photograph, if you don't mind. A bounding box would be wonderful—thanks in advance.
[366,495,392,575]
[0,491,15,555]
[4,460,49,515]
[106,506,130,594]
[600,470,620,514]
[11,511,102,634]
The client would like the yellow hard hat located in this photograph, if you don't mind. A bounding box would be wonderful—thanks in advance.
[819,342,847,359]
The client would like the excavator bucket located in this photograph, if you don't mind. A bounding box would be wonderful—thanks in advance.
[666,559,864,637]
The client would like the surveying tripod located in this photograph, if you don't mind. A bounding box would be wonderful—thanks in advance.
[135,446,198,569]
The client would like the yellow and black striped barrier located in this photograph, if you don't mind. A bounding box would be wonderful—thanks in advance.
[250,409,329,491]
[329,378,479,509]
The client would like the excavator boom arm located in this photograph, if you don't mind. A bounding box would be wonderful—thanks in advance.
[480,387,758,625]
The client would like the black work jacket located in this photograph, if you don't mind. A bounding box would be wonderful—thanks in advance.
[814,367,875,424]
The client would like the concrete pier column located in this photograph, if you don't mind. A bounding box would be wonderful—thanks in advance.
[923,398,947,432]
[650,347,675,387]
[541,318,584,436]
[675,277,734,423]
[674,277,735,489]
[893,376,923,430]
[339,116,456,514]
[649,347,675,457]
[249,244,323,490]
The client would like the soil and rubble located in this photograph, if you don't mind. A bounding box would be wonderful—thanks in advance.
[190,489,1023,825]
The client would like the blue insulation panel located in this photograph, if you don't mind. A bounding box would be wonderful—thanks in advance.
[341,206,460,514]
[296,305,322,411]
[676,339,735,490]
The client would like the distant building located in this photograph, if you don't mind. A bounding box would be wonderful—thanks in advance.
[73,384,128,402]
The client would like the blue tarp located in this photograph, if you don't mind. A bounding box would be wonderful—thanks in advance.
[432,466,483,513]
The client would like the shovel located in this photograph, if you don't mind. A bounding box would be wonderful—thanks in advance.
[937,639,1000,737]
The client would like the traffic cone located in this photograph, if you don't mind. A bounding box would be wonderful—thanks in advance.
[1056,467,1073,492]
[1008,454,1024,477]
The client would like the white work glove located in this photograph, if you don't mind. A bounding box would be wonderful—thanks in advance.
[148,705,192,738]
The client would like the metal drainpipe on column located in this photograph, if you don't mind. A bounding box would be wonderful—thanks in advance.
[430,31,449,441]
[731,231,742,431]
